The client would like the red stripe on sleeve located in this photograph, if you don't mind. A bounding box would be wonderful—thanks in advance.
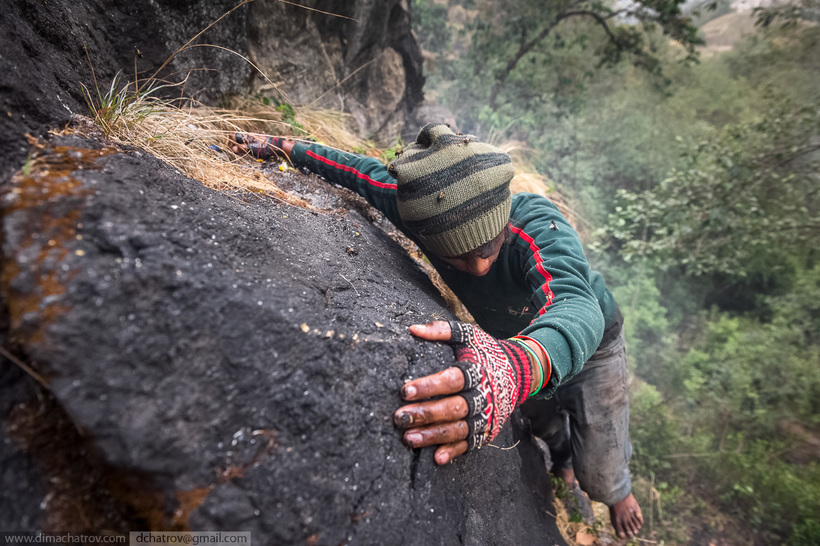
[510,225,555,315]
[306,150,397,190]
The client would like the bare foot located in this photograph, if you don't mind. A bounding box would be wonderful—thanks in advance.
[609,493,643,539]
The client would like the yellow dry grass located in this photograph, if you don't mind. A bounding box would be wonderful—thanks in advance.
[550,476,661,546]
[226,97,378,154]
[82,81,380,209]
[89,98,307,206]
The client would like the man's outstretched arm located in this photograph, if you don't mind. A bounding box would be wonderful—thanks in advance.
[233,133,402,226]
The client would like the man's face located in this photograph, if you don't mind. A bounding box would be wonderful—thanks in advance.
[439,252,500,276]
[438,229,506,277]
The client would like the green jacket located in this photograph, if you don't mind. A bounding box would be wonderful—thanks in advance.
[291,142,617,395]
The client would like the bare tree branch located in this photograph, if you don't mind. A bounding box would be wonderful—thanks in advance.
[488,9,621,109]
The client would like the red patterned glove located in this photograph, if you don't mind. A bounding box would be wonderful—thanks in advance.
[234,133,287,160]
[447,321,534,450]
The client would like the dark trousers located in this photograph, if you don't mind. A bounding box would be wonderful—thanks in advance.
[520,328,633,506]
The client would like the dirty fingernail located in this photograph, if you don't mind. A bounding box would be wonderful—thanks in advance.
[396,412,413,426]
[436,453,449,465]
[405,433,421,446]
[403,385,417,398]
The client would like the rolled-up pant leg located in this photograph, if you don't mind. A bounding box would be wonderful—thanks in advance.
[522,331,633,506]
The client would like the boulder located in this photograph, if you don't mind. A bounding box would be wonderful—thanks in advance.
[0,0,251,182]
[0,133,563,544]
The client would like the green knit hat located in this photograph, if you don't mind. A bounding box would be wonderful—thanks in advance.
[387,123,514,257]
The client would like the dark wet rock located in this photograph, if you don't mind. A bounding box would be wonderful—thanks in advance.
[1,134,563,544]
[0,365,45,531]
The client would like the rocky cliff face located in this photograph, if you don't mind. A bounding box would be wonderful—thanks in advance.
[0,2,563,544]
[247,0,425,144]
[0,0,251,183]
[0,0,423,184]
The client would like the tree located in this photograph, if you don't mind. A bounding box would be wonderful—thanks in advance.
[754,0,820,27]
[605,99,819,282]
[465,0,703,111]
[412,0,452,54]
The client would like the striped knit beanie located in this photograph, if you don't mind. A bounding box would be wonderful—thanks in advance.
[387,123,514,257]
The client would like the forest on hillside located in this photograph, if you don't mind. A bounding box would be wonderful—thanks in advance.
[412,0,819,544]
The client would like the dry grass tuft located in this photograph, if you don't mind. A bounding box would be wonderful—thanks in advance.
[85,89,310,207]
[80,76,381,210]
[226,96,373,152]
[552,495,628,546]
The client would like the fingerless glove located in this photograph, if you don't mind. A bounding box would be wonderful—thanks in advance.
[448,321,535,450]
[235,133,286,160]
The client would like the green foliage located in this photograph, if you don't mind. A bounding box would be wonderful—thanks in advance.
[430,0,701,135]
[601,24,820,288]
[695,445,820,540]
[606,100,819,282]
[411,0,452,53]
[610,265,678,385]
[275,102,307,136]
[626,265,820,541]
[258,95,309,136]
[379,137,405,164]
[754,0,820,28]
[424,5,819,543]
[595,24,818,543]
[22,153,33,177]
[789,518,820,546]
[629,381,678,477]
[689,0,734,27]
[684,311,818,433]
[725,25,820,105]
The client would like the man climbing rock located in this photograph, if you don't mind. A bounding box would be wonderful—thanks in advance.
[233,124,644,539]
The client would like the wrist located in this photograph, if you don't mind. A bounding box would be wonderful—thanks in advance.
[235,133,291,160]
[511,336,551,396]
[280,139,295,158]
[509,339,541,396]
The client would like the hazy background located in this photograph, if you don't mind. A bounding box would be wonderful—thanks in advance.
[411,0,819,543]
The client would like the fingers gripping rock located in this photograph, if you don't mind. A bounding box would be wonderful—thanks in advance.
[235,133,286,160]
[448,322,533,450]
